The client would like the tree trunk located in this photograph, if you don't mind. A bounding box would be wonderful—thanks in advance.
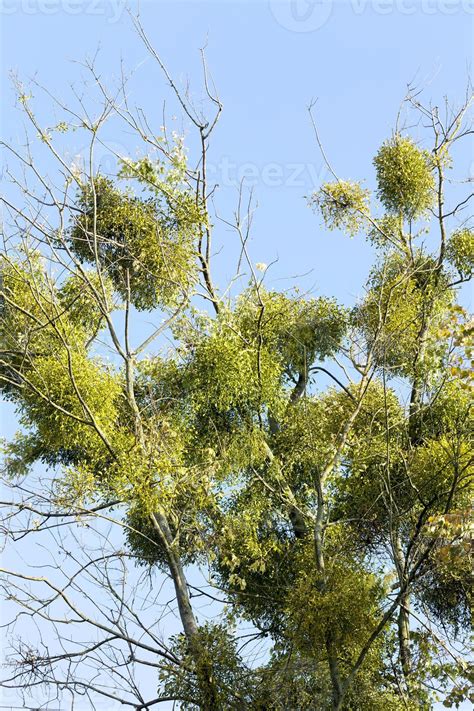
[151,510,219,710]
[393,534,411,691]
[314,487,343,710]
[398,590,411,682]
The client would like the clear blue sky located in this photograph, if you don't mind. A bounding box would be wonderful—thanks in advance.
[1,1,472,709]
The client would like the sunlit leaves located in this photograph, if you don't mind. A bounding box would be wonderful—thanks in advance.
[446,228,474,279]
[274,394,336,478]
[354,251,453,378]
[20,349,120,458]
[159,623,253,709]
[235,287,347,378]
[285,536,383,658]
[311,180,370,236]
[1,252,104,399]
[373,135,435,219]
[367,214,407,250]
[185,319,285,422]
[417,508,473,633]
[2,98,472,710]
[69,175,201,310]
[57,270,113,334]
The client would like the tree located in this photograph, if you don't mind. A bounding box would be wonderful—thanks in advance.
[1,21,472,710]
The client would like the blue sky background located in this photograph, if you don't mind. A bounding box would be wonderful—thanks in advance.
[1,0,473,305]
[1,1,473,709]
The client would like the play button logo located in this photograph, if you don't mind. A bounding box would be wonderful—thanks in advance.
[269,1,333,32]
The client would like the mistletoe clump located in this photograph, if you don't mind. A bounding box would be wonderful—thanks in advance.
[235,288,348,379]
[373,135,435,219]
[70,176,200,310]
[353,251,453,378]
[446,228,474,279]
[311,180,370,236]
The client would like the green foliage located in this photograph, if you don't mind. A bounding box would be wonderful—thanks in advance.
[441,666,474,709]
[354,251,453,378]
[1,253,108,400]
[184,317,285,424]
[1,254,48,396]
[250,651,332,710]
[275,394,337,479]
[126,503,204,568]
[69,176,201,310]
[249,647,416,710]
[57,270,113,333]
[367,213,406,249]
[159,623,253,709]
[311,180,370,236]
[416,531,472,635]
[123,440,219,568]
[446,228,474,279]
[285,538,383,659]
[373,135,435,219]
[2,98,471,711]
[118,136,189,192]
[20,349,119,459]
[235,287,347,377]
[213,485,294,627]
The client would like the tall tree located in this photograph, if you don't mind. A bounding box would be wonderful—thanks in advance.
[1,27,472,710]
